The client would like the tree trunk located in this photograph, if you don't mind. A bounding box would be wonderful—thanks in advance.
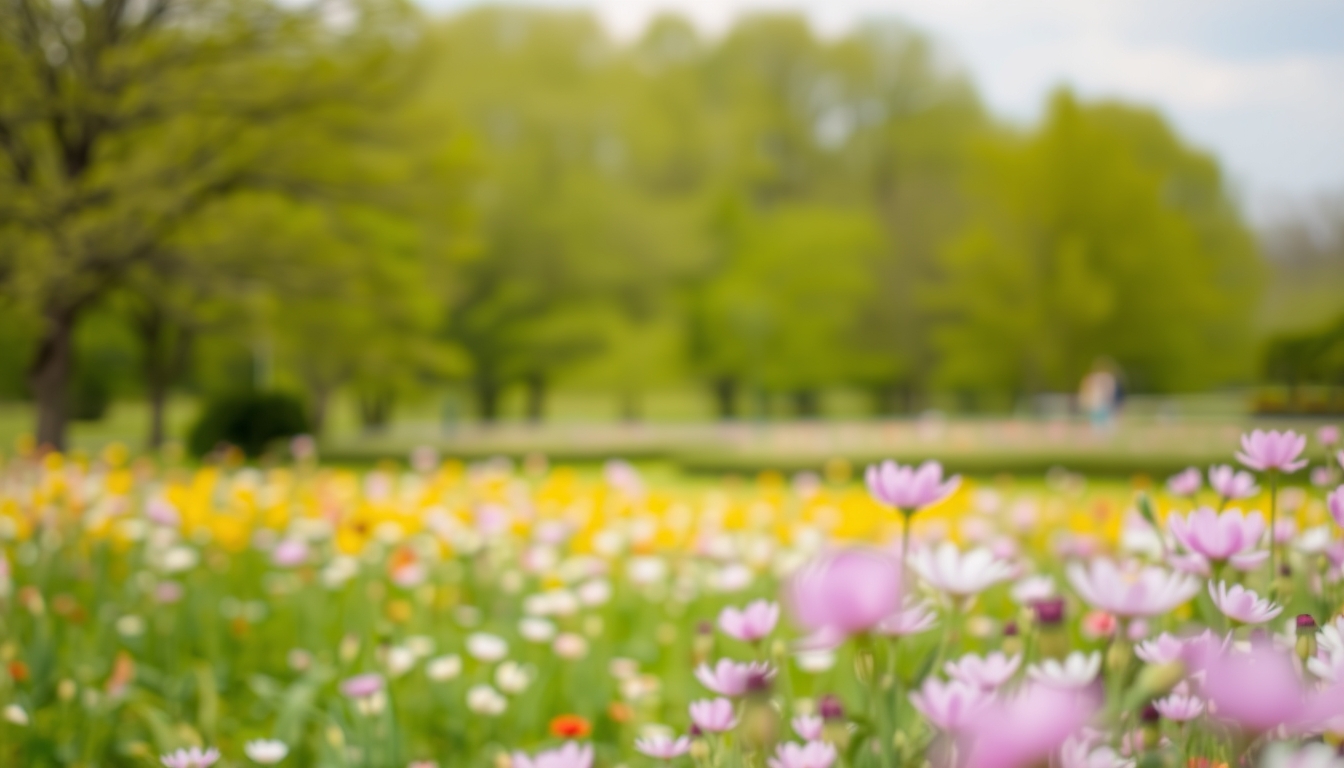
[29,307,78,451]
[619,390,641,423]
[713,377,738,420]
[309,384,331,438]
[524,372,546,424]
[358,389,394,433]
[476,377,500,422]
[793,389,819,418]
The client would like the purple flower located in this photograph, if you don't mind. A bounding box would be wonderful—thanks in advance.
[1237,430,1308,473]
[160,747,220,768]
[635,735,690,760]
[1208,581,1282,625]
[791,714,823,741]
[515,742,594,768]
[908,677,992,732]
[956,684,1100,768]
[1329,486,1344,528]
[339,673,385,699]
[688,698,737,733]
[718,600,780,642]
[1208,465,1259,500]
[865,460,960,511]
[767,742,836,768]
[1167,507,1266,565]
[1166,467,1201,497]
[945,651,1021,691]
[788,549,903,643]
[694,659,775,697]
[1067,559,1200,618]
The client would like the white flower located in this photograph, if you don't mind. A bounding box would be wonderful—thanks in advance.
[244,739,289,764]
[910,542,1013,597]
[160,546,199,573]
[405,635,435,659]
[1028,651,1101,688]
[384,645,416,678]
[426,654,462,682]
[519,617,557,643]
[553,632,588,660]
[1260,742,1344,768]
[1010,575,1055,605]
[627,556,667,585]
[466,632,508,662]
[160,747,220,768]
[3,704,28,726]
[1060,735,1135,768]
[577,579,612,606]
[1209,581,1283,625]
[116,614,145,637]
[466,684,507,716]
[495,661,532,693]
[794,648,836,673]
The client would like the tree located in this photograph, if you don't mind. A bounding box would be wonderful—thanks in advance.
[931,90,1262,400]
[0,0,421,448]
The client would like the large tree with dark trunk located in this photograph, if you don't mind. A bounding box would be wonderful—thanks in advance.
[0,0,419,448]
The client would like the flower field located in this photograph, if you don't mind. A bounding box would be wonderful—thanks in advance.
[2,430,1344,767]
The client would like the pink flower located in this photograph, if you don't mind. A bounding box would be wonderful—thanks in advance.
[908,677,992,732]
[957,684,1100,768]
[1134,633,1186,665]
[1153,690,1204,722]
[272,538,309,567]
[910,542,1013,597]
[635,735,690,760]
[792,714,823,741]
[1208,581,1282,625]
[788,549,903,642]
[1237,430,1308,473]
[1329,486,1344,528]
[1166,467,1201,497]
[719,600,779,642]
[694,659,775,697]
[865,460,960,511]
[945,651,1021,690]
[515,742,595,768]
[1067,559,1199,618]
[1185,636,1344,734]
[767,741,836,768]
[1312,467,1334,488]
[1167,507,1267,565]
[160,748,220,768]
[340,673,385,699]
[1319,425,1340,446]
[876,597,938,637]
[1208,465,1259,500]
[688,698,737,733]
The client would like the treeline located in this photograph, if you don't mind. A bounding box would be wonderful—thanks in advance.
[0,2,1268,448]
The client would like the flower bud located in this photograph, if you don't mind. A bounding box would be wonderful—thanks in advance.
[1297,614,1319,663]
[1133,662,1184,699]
[1002,620,1022,657]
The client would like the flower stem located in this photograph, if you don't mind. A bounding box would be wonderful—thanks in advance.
[1268,471,1278,599]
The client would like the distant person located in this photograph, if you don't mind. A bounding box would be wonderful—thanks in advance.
[1079,363,1118,432]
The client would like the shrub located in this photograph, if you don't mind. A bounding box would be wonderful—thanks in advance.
[188,391,310,458]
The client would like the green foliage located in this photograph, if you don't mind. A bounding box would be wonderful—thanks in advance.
[188,391,310,458]
[931,91,1261,397]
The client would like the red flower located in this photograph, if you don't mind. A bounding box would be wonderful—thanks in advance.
[549,714,591,739]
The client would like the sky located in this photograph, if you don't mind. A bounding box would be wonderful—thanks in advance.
[423,0,1344,224]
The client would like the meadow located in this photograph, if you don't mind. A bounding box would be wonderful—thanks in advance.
[2,427,1344,767]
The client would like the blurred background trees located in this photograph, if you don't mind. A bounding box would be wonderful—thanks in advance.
[2,3,1334,451]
